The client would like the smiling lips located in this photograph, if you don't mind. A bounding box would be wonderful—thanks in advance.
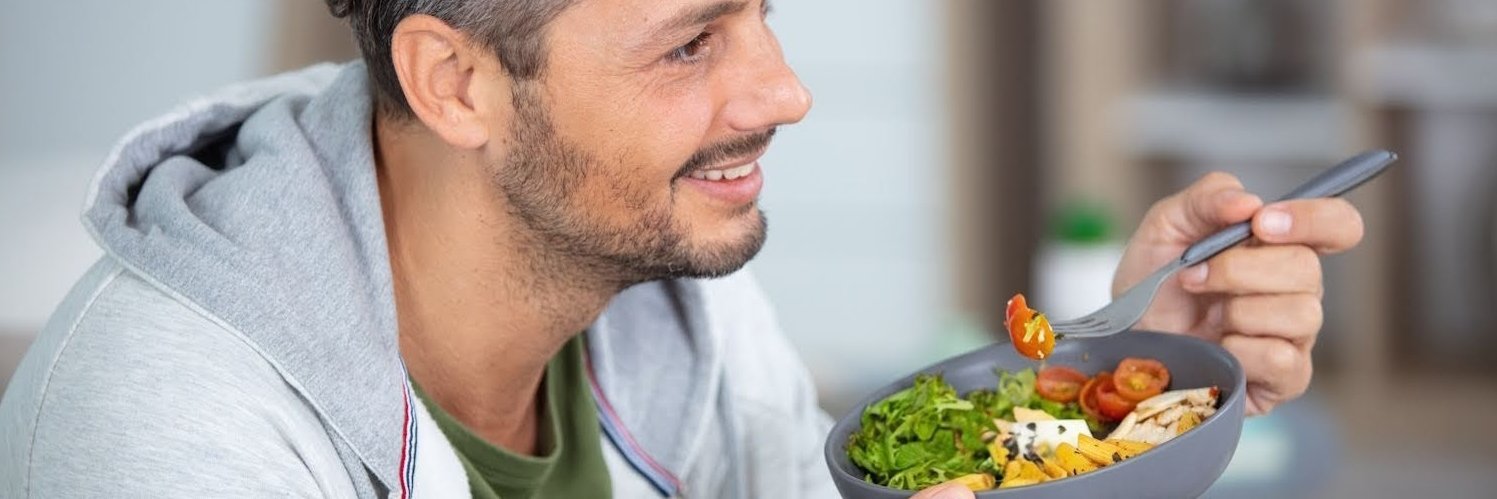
[689,162,757,181]
[680,161,763,206]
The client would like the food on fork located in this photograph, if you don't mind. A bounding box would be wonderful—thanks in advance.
[1005,293,1055,360]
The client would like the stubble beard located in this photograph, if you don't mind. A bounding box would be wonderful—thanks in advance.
[493,84,767,290]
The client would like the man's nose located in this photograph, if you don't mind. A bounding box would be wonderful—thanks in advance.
[721,30,812,132]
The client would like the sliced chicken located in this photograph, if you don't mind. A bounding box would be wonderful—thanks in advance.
[1106,387,1219,445]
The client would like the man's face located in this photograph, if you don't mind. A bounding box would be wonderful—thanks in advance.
[489,0,810,284]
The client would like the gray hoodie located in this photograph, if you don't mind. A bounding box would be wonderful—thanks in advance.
[0,63,836,499]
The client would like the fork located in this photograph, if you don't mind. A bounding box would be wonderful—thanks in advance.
[1051,149,1398,338]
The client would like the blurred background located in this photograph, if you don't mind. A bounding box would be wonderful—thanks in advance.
[2,0,1494,497]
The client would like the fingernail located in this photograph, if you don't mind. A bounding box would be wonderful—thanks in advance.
[1260,208,1292,236]
[1183,263,1208,286]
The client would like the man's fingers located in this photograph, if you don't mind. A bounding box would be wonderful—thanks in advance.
[911,483,977,499]
[1220,334,1312,415]
[1144,172,1264,243]
[1182,173,1263,231]
[1218,294,1323,347]
[1253,198,1365,254]
[1180,245,1322,295]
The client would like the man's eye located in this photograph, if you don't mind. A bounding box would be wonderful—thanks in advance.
[666,32,713,64]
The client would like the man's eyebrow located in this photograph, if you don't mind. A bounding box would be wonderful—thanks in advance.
[651,0,752,37]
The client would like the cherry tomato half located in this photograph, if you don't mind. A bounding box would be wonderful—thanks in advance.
[1005,294,1033,343]
[1094,378,1138,421]
[1004,294,1055,360]
[1005,293,1028,324]
[1112,357,1171,402]
[1078,372,1111,422]
[1036,366,1088,403]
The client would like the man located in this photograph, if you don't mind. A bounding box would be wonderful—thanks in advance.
[0,0,1362,497]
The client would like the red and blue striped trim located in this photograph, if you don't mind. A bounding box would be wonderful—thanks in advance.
[585,357,682,497]
[397,367,420,499]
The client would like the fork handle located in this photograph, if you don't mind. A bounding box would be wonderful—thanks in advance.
[1178,150,1398,267]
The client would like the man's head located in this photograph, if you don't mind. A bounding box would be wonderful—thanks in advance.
[327,0,811,286]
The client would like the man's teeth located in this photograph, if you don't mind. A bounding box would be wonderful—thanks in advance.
[690,163,756,181]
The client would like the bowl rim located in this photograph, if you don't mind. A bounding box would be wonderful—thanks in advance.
[822,330,1247,496]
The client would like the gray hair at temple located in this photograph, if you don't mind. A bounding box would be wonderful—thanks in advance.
[324,0,576,119]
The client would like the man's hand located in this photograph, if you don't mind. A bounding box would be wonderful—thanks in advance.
[1113,173,1364,415]
[911,482,977,499]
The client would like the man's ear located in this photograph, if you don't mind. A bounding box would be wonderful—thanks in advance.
[388,14,511,149]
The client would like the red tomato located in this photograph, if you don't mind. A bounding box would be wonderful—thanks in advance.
[1004,294,1055,360]
[1005,294,1029,323]
[1036,366,1088,403]
[1078,372,1111,422]
[1005,298,1033,336]
[1094,380,1137,421]
[1112,358,1171,402]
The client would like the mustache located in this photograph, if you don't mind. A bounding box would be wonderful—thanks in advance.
[673,128,778,179]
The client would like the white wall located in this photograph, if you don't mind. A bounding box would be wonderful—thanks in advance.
[755,0,955,404]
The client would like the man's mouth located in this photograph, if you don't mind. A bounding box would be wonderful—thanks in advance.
[674,130,775,206]
[687,162,758,181]
[673,128,777,180]
[680,160,763,206]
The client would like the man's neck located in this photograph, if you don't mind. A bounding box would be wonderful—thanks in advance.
[374,119,615,455]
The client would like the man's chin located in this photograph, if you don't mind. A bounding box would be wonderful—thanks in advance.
[667,210,767,279]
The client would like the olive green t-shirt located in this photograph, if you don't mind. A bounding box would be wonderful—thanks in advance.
[411,337,611,499]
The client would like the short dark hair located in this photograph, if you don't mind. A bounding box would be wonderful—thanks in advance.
[325,0,574,119]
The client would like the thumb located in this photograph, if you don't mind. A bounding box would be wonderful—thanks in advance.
[1153,172,1263,242]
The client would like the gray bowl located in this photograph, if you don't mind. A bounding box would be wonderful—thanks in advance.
[825,330,1246,498]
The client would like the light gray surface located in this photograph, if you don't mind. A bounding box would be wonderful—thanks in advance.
[0,0,270,159]
[0,333,33,397]
[826,331,1247,498]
